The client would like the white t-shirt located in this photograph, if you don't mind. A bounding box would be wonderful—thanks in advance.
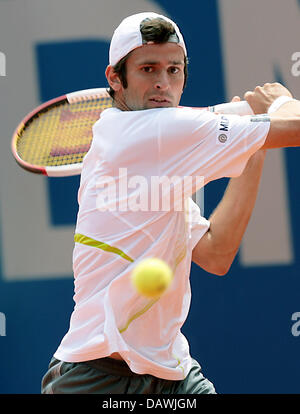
[54,106,270,380]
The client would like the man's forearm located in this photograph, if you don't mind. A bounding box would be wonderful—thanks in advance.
[192,150,266,275]
[244,83,300,150]
[262,100,300,149]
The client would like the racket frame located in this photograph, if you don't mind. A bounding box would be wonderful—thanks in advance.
[11,88,110,176]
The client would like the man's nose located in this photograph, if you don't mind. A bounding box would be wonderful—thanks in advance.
[154,71,170,90]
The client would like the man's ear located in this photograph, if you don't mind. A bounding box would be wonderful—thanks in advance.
[105,65,122,92]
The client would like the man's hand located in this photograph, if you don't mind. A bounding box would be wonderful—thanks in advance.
[244,82,293,114]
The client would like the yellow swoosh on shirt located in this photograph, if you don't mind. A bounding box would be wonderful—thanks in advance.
[118,298,159,333]
[74,233,134,262]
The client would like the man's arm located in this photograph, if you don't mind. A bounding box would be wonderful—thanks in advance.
[192,149,266,275]
[263,100,300,149]
[244,82,300,149]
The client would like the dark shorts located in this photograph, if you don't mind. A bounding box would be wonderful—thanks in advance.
[41,356,216,394]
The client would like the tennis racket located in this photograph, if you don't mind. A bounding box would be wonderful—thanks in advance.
[11,87,253,177]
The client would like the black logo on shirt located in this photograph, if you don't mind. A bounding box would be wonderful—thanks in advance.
[218,134,227,143]
[219,116,229,132]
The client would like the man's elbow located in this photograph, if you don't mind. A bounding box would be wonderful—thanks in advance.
[192,238,238,276]
[194,256,232,276]
[213,262,231,276]
[214,248,240,275]
[214,254,238,276]
[207,261,231,276]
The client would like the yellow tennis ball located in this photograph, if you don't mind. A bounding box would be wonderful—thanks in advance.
[131,258,173,298]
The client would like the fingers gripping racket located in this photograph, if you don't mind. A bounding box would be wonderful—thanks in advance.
[11,88,253,177]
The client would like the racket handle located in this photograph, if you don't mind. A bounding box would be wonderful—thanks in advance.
[209,100,254,115]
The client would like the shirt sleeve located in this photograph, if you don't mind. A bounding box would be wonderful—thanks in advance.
[157,107,270,187]
[187,197,210,249]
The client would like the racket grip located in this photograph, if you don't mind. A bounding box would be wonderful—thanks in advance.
[210,100,254,115]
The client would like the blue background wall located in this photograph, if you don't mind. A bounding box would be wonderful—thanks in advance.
[0,0,300,394]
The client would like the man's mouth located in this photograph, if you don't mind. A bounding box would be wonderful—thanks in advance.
[149,97,171,105]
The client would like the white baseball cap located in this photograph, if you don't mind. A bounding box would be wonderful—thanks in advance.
[109,12,187,66]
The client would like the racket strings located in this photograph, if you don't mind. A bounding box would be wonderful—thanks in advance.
[16,96,111,167]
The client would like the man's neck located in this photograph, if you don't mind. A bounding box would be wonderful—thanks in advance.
[113,95,131,111]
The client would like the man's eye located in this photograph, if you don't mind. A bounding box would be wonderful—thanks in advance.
[142,66,153,73]
[169,67,180,74]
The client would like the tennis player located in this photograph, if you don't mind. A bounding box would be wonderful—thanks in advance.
[42,12,300,394]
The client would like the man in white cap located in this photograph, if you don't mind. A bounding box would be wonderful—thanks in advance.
[41,12,300,394]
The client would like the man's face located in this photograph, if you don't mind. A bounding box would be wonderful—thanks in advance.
[111,42,185,111]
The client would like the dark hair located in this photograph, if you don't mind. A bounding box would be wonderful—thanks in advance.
[107,17,189,99]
